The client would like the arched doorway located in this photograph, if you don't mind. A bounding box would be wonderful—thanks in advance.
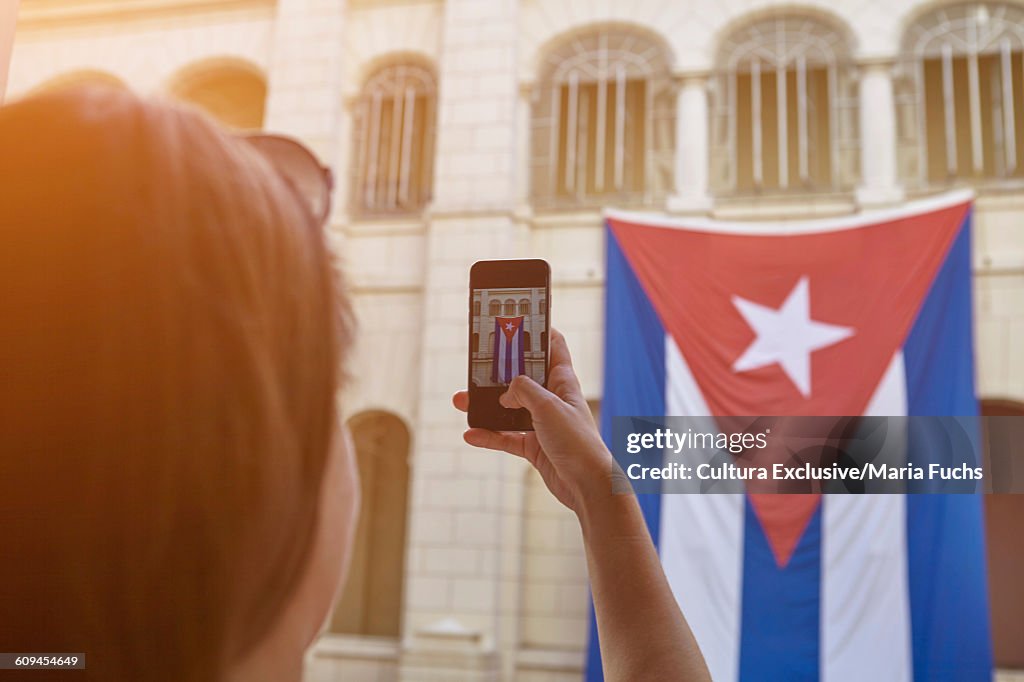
[167,59,266,130]
[330,410,410,638]
[982,399,1024,668]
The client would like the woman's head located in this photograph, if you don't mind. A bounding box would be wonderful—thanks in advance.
[0,85,357,680]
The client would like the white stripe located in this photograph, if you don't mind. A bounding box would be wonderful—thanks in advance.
[821,352,912,682]
[604,189,974,236]
[660,335,744,682]
[510,326,520,377]
[497,324,509,382]
[862,353,907,417]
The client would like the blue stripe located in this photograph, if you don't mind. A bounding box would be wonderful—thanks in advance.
[903,211,992,682]
[505,325,512,383]
[491,318,499,383]
[586,226,667,682]
[518,324,525,376]
[737,499,821,682]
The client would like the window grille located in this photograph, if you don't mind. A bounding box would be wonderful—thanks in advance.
[710,16,859,196]
[504,299,516,315]
[351,63,436,215]
[473,300,481,316]
[897,3,1024,188]
[519,299,531,315]
[530,27,675,208]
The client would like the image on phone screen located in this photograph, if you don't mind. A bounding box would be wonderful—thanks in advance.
[468,259,550,431]
[471,285,548,387]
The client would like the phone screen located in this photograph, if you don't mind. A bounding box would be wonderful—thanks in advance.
[468,259,550,431]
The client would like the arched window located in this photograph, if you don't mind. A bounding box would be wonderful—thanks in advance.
[540,299,547,315]
[531,27,674,208]
[488,332,496,353]
[711,15,858,195]
[168,60,267,130]
[524,331,532,352]
[519,299,531,315]
[897,3,1024,187]
[32,70,127,95]
[472,332,480,353]
[504,299,516,315]
[473,300,481,316]
[352,62,436,215]
[331,412,410,637]
[489,300,501,316]
[541,330,548,351]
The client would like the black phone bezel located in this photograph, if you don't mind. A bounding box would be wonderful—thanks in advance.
[467,259,551,431]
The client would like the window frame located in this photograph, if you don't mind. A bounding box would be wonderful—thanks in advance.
[530,26,675,209]
[351,61,437,216]
[710,14,859,198]
[896,2,1024,190]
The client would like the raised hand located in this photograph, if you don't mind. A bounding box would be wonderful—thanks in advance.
[452,329,613,514]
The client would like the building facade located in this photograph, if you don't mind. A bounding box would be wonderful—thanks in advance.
[9,0,1024,679]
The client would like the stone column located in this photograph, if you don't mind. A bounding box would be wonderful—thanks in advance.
[262,0,347,166]
[856,61,904,207]
[514,83,533,212]
[429,0,519,213]
[667,75,712,214]
[401,0,527,680]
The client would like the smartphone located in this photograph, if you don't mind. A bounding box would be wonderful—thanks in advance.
[468,259,551,431]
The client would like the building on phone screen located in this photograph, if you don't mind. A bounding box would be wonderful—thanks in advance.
[471,288,547,388]
[6,0,1023,680]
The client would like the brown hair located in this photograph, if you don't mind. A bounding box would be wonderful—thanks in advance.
[0,86,352,680]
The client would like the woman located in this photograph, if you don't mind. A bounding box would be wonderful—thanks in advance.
[0,86,708,681]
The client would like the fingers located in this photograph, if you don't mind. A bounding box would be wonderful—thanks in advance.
[548,328,573,370]
[463,428,525,458]
[546,328,584,401]
[499,374,558,413]
[456,330,577,415]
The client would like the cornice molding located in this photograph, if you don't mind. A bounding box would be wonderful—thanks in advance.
[17,0,275,30]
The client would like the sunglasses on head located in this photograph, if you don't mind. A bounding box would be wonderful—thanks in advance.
[242,133,334,227]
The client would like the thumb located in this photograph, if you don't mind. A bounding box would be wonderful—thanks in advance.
[499,375,557,414]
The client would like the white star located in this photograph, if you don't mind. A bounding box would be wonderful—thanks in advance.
[731,277,854,397]
[505,322,514,331]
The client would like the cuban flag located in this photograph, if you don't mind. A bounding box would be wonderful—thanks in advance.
[589,190,992,681]
[492,315,526,384]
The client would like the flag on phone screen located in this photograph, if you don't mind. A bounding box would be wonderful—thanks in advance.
[492,316,525,384]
